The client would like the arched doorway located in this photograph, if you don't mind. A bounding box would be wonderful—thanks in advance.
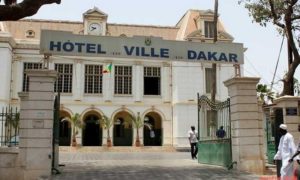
[144,112,162,146]
[82,113,102,146]
[113,111,133,146]
[59,111,71,146]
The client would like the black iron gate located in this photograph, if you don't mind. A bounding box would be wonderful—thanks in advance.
[0,107,19,147]
[197,94,233,168]
[52,93,60,174]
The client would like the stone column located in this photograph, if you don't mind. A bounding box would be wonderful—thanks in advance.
[134,62,142,102]
[273,96,300,142]
[224,77,265,174]
[18,69,57,180]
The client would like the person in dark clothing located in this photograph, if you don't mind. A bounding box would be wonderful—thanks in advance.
[216,126,226,138]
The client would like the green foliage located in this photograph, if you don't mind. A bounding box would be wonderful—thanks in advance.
[239,0,287,29]
[100,114,113,130]
[256,84,275,103]
[129,112,152,130]
[239,0,300,96]
[100,114,113,140]
[63,113,83,135]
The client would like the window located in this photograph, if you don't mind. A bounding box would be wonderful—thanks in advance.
[22,62,43,92]
[204,21,215,38]
[205,68,213,93]
[144,67,161,95]
[84,65,103,94]
[54,64,73,93]
[26,30,35,38]
[114,66,132,95]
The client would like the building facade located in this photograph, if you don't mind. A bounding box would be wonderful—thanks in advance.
[0,7,244,148]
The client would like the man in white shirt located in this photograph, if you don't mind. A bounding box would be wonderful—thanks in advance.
[274,124,297,179]
[188,126,198,160]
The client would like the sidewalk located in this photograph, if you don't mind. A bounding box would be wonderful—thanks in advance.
[52,149,264,180]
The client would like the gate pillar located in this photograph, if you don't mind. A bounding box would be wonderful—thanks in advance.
[224,77,265,174]
[18,69,57,180]
[272,96,300,143]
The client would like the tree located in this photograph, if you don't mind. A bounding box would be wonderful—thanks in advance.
[239,0,300,96]
[256,84,275,104]
[100,114,113,147]
[129,112,152,147]
[0,0,61,21]
[62,113,83,147]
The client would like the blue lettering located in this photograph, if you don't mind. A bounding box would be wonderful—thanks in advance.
[187,50,197,59]
[150,48,159,57]
[50,41,61,51]
[136,47,140,56]
[229,53,238,62]
[141,47,150,57]
[124,46,134,55]
[197,51,207,60]
[97,44,106,54]
[207,52,217,61]
[74,43,85,52]
[219,53,228,62]
[161,48,169,58]
[62,42,74,52]
[86,43,96,53]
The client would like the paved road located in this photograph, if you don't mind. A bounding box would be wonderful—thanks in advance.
[52,152,263,180]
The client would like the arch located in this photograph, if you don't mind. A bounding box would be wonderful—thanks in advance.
[81,107,104,121]
[81,109,103,146]
[112,108,134,146]
[59,109,72,146]
[143,110,164,146]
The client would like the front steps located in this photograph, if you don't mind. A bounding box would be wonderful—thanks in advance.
[59,146,176,152]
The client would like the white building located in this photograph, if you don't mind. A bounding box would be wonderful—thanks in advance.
[0,7,244,148]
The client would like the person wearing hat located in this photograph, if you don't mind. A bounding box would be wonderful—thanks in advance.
[274,124,297,179]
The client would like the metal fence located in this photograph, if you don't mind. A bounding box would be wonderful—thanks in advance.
[197,95,231,141]
[0,107,19,147]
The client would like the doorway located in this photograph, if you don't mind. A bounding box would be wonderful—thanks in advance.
[82,114,102,146]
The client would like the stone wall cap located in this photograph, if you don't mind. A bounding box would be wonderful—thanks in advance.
[273,95,300,104]
[0,33,16,47]
[224,77,260,87]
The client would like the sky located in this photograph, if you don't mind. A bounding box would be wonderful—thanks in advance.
[28,0,294,93]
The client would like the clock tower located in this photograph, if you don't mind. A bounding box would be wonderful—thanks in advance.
[83,7,107,36]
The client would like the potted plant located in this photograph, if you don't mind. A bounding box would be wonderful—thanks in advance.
[63,113,83,147]
[130,112,152,147]
[100,114,113,147]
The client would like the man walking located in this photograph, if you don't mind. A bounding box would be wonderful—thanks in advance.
[188,126,198,160]
[274,124,296,179]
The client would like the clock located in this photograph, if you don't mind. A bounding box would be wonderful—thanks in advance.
[88,23,102,35]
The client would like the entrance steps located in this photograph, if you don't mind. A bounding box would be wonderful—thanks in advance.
[59,146,176,152]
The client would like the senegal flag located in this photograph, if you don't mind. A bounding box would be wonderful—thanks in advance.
[103,63,112,73]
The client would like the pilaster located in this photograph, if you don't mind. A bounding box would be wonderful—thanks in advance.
[224,77,265,174]
[18,69,57,180]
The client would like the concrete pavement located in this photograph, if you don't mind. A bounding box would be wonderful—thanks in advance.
[51,151,266,180]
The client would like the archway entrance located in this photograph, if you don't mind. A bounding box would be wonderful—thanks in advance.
[144,112,162,146]
[113,111,133,146]
[82,113,102,146]
[59,111,71,146]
